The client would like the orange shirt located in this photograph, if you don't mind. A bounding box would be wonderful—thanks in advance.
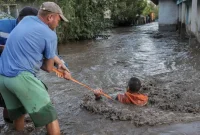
[117,92,148,106]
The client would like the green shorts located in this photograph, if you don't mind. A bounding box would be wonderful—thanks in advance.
[0,72,57,127]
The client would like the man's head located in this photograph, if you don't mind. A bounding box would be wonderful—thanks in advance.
[17,7,38,24]
[38,2,68,30]
[127,77,141,93]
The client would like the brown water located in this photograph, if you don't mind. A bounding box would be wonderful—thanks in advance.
[1,22,200,135]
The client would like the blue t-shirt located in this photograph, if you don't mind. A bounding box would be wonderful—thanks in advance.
[0,19,16,45]
[0,16,57,77]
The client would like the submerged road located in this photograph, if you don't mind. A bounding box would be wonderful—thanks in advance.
[1,22,200,134]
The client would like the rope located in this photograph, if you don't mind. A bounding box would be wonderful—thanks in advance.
[52,68,114,101]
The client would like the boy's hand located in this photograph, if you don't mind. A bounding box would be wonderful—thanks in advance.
[94,89,103,96]
[94,89,103,100]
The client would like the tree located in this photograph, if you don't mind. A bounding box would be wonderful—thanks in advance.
[143,1,158,19]
[0,0,152,42]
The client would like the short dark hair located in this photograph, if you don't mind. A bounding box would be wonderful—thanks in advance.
[128,77,141,93]
[17,6,38,24]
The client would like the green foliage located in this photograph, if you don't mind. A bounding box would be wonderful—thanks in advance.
[143,1,158,19]
[0,0,153,42]
[111,0,147,26]
[57,0,113,42]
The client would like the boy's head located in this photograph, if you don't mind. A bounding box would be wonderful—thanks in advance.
[127,77,141,93]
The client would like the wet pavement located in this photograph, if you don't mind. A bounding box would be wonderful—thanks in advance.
[1,22,200,134]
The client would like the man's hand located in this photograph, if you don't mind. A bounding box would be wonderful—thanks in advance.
[55,66,71,80]
[57,63,70,73]
[63,70,71,80]
[54,55,70,72]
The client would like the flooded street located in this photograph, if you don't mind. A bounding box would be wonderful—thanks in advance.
[1,22,200,134]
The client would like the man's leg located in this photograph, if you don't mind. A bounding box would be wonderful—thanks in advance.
[0,93,12,123]
[3,108,13,123]
[3,72,59,133]
[13,114,25,131]
[46,119,60,135]
[0,74,26,130]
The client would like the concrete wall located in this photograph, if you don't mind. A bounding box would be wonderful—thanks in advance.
[191,0,198,34]
[196,1,200,42]
[1,2,39,18]
[180,0,200,43]
[158,0,178,31]
[181,3,186,23]
[177,2,188,37]
[178,4,182,22]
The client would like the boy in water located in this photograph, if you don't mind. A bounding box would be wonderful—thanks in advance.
[94,77,148,106]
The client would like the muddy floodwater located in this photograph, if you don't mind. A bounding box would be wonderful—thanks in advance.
[1,22,200,135]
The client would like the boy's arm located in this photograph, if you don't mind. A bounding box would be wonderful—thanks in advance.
[116,94,130,103]
[94,90,119,101]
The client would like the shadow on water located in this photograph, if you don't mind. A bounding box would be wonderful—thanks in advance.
[1,22,200,134]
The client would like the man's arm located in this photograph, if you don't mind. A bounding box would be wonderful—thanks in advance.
[54,55,70,72]
[53,56,71,80]
[41,58,54,72]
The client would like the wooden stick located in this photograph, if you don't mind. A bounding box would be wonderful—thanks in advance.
[52,68,114,101]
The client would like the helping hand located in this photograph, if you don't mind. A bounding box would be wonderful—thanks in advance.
[63,70,71,80]
[56,64,71,80]
[94,89,103,96]
[58,63,70,73]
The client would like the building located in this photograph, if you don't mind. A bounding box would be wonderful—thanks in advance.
[151,0,200,43]
[0,4,19,18]
[0,1,38,18]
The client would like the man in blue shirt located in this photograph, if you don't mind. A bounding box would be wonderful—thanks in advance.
[0,6,38,123]
[0,6,69,125]
[0,7,38,54]
[0,2,71,134]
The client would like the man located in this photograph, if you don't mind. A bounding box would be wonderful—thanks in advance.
[0,2,71,135]
[0,6,38,123]
[0,7,38,54]
[0,6,68,66]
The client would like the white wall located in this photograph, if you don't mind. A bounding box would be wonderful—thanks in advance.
[191,0,198,34]
[159,0,178,25]
[197,1,200,32]
[178,4,182,22]
[181,3,186,23]
[196,1,200,42]
[178,3,186,23]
